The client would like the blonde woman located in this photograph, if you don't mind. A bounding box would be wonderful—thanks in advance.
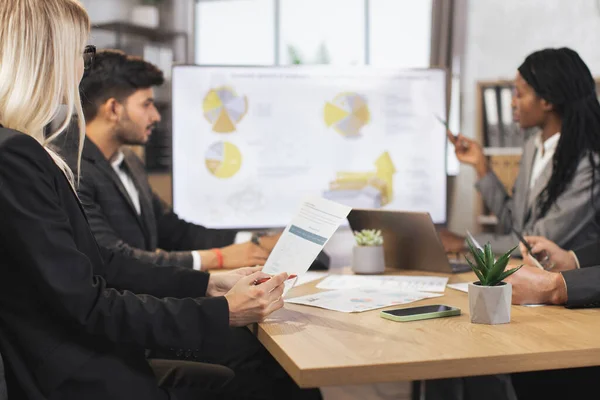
[0,2,312,400]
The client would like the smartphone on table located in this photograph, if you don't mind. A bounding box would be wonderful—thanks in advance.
[380,304,461,322]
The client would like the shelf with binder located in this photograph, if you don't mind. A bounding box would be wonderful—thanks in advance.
[474,78,600,231]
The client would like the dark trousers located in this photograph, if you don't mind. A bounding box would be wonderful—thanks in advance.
[150,327,322,400]
[512,366,600,400]
[150,359,235,400]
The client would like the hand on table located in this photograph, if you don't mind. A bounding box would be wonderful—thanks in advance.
[255,232,282,252]
[199,242,270,270]
[504,265,567,305]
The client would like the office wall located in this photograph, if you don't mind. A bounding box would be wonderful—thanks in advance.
[448,0,600,235]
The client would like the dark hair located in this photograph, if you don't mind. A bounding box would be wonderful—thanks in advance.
[79,49,164,121]
[518,47,600,218]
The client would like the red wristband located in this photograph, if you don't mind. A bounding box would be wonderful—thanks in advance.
[211,248,224,269]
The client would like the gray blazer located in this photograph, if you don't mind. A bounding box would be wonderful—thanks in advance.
[474,136,600,254]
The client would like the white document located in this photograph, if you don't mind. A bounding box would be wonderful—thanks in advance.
[466,230,483,251]
[294,271,329,287]
[286,288,443,313]
[262,197,350,293]
[316,275,448,293]
[447,282,469,293]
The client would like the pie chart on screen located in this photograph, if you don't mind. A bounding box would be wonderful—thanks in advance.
[202,86,248,133]
[205,141,242,179]
[324,92,370,137]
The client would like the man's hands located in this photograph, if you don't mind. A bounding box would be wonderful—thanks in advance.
[206,266,262,297]
[505,265,568,305]
[224,271,288,327]
[255,232,282,252]
[518,236,577,272]
[447,131,488,178]
[438,228,467,253]
[198,242,270,270]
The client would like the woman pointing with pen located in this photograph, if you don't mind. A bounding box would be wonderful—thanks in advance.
[439,47,600,257]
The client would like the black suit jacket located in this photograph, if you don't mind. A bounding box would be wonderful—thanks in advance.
[60,137,236,268]
[0,129,230,399]
[562,241,600,308]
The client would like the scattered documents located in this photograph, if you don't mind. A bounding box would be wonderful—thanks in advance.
[316,275,448,293]
[262,196,351,294]
[286,288,443,313]
[447,283,469,293]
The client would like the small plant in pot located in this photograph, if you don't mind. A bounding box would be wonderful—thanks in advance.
[466,239,522,324]
[352,229,385,274]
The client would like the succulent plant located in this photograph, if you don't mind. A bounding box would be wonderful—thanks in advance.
[466,239,522,286]
[353,229,384,246]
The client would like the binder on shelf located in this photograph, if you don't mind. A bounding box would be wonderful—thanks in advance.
[483,87,502,147]
[499,86,522,148]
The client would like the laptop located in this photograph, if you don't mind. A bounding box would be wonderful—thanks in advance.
[346,208,471,274]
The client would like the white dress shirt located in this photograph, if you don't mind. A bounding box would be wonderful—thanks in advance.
[110,151,205,270]
[529,132,560,189]
[110,151,250,271]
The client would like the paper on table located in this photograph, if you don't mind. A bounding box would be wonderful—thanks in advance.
[262,196,351,294]
[286,288,443,313]
[294,271,329,287]
[316,275,448,293]
[447,282,469,293]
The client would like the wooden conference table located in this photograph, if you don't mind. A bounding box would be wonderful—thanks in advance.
[252,267,600,388]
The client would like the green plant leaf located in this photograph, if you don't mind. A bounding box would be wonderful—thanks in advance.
[485,244,517,284]
[466,239,487,272]
[489,265,523,286]
[466,257,486,284]
[484,242,494,272]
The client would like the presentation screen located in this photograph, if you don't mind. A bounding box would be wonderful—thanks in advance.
[172,66,447,229]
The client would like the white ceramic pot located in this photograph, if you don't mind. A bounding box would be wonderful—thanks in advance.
[468,282,512,324]
[351,245,385,274]
[131,5,159,29]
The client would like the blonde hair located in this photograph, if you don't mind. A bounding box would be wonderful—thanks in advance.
[0,0,90,184]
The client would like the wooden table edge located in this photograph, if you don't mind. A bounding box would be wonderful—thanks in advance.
[253,322,600,388]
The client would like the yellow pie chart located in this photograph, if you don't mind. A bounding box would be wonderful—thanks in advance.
[205,141,242,179]
[324,92,370,137]
[203,86,248,133]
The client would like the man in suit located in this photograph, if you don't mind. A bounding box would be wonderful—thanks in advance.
[510,235,600,307]
[62,49,283,271]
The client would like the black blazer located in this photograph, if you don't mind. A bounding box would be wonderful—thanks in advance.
[60,137,236,268]
[562,241,600,308]
[0,129,230,399]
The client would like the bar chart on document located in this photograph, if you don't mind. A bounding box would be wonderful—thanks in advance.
[172,66,447,229]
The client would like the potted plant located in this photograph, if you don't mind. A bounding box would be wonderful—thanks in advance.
[131,0,163,29]
[352,229,385,274]
[465,239,522,324]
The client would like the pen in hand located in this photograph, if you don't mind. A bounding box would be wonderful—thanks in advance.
[434,114,469,150]
[254,274,297,286]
